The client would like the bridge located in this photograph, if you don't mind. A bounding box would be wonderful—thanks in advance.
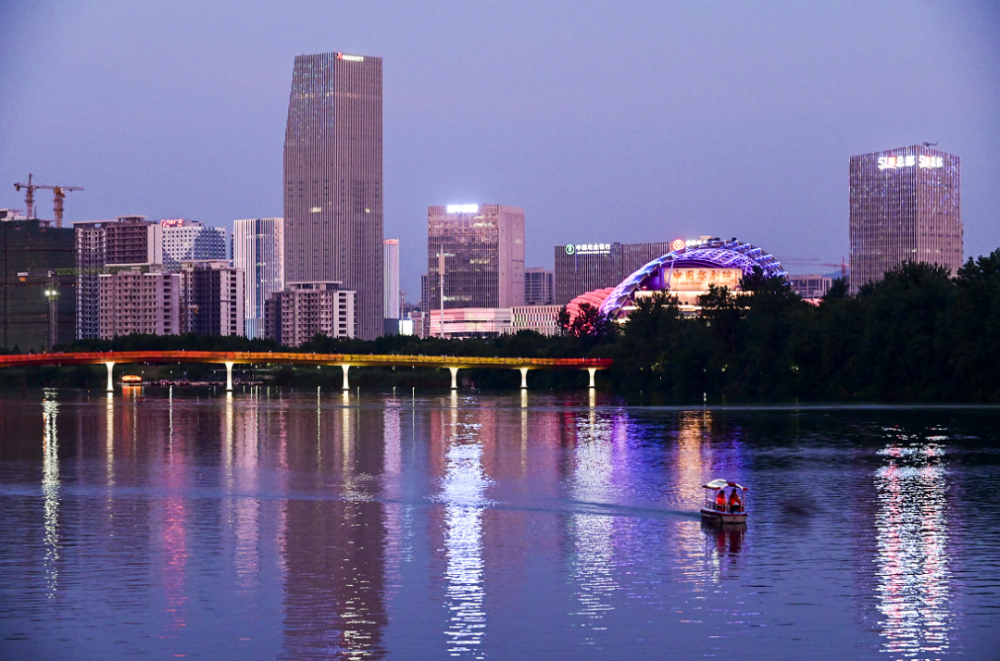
[0,351,612,392]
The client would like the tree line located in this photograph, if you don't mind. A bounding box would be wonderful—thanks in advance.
[31,248,1000,400]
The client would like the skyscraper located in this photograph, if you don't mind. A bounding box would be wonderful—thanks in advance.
[524,267,554,305]
[283,51,383,339]
[849,145,962,293]
[384,238,400,334]
[233,218,284,339]
[427,204,525,311]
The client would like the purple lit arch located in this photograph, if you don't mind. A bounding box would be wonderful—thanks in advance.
[599,238,788,318]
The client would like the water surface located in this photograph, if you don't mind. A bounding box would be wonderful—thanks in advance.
[1,388,998,660]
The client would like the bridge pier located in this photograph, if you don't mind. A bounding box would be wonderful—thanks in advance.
[519,367,529,390]
[587,367,597,389]
[341,364,351,391]
[105,361,115,393]
[225,361,234,392]
[449,367,459,390]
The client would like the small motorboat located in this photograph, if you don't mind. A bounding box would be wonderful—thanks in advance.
[699,478,749,524]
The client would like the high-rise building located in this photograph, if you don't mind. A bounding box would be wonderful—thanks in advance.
[180,261,244,337]
[233,218,284,339]
[426,204,525,313]
[0,219,75,351]
[283,51,383,340]
[383,238,400,335]
[161,219,227,266]
[788,274,833,299]
[265,282,356,347]
[74,215,163,340]
[849,145,962,293]
[524,267,554,305]
[554,240,673,305]
[98,268,182,339]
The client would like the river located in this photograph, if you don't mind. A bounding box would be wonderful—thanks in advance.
[1,387,998,660]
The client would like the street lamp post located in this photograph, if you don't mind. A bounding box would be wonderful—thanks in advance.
[44,277,59,352]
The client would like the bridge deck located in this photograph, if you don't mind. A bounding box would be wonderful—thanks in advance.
[0,351,611,371]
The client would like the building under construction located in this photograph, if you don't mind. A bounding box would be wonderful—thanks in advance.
[0,216,75,351]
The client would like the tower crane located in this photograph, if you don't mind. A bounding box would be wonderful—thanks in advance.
[781,257,848,278]
[13,173,84,228]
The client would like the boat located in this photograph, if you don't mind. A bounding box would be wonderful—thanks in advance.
[699,478,749,524]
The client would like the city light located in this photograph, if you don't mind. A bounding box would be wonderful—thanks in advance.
[671,239,685,251]
[446,204,479,214]
[878,154,944,170]
[337,53,364,62]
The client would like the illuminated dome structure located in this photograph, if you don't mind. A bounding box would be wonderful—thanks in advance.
[599,238,788,319]
[564,287,615,325]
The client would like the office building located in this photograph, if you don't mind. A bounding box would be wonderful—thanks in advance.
[428,307,512,339]
[426,204,525,315]
[75,215,163,339]
[283,51,383,340]
[524,267,554,305]
[233,218,284,339]
[0,219,75,351]
[554,241,673,305]
[180,261,244,336]
[98,267,182,339]
[849,145,962,293]
[384,238,400,335]
[265,282,356,347]
[788,274,833,300]
[509,305,561,336]
[161,219,227,267]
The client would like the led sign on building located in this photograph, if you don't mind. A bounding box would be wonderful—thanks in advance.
[668,267,742,292]
[336,53,364,62]
[671,239,685,251]
[877,154,944,170]
[446,204,479,214]
[564,243,610,255]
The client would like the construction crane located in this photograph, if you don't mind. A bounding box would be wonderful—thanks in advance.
[13,173,84,228]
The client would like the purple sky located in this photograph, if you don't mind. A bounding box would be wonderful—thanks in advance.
[2,1,998,298]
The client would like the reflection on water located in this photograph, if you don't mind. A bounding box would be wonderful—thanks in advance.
[41,389,59,599]
[2,391,998,661]
[439,394,489,659]
[568,404,618,636]
[874,436,951,658]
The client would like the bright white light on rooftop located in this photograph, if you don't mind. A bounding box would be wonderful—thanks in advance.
[446,204,478,214]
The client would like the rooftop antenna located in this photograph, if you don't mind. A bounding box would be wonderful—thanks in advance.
[923,141,938,147]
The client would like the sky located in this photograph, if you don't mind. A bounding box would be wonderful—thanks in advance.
[1,1,998,298]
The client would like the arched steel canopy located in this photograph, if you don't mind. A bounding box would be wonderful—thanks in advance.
[598,238,788,318]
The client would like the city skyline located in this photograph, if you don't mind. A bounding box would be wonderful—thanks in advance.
[2,2,998,300]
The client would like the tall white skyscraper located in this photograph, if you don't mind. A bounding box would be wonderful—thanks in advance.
[233,218,284,339]
[161,219,227,266]
[384,238,400,334]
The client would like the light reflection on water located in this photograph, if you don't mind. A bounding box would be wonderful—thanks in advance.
[874,439,951,658]
[1,391,998,661]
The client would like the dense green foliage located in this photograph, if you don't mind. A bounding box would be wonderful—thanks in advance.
[22,249,1000,400]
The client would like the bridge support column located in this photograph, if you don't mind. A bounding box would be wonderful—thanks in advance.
[225,361,235,392]
[588,367,597,389]
[342,364,351,391]
[105,362,115,393]
[449,367,459,390]
[519,367,529,390]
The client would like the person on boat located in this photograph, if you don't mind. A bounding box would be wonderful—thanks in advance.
[715,489,727,511]
[728,489,743,513]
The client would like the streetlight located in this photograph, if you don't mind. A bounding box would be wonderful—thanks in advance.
[44,273,59,352]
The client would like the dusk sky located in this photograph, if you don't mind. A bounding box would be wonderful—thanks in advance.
[2,1,998,298]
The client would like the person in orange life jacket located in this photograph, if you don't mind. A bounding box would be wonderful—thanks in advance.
[715,489,727,511]
[728,489,743,513]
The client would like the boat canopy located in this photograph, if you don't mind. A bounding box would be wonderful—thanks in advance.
[702,478,747,491]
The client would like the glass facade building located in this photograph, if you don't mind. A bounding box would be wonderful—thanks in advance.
[426,204,525,312]
[554,241,674,305]
[283,52,383,340]
[849,146,962,293]
[384,238,400,334]
[233,218,284,339]
[524,267,554,305]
